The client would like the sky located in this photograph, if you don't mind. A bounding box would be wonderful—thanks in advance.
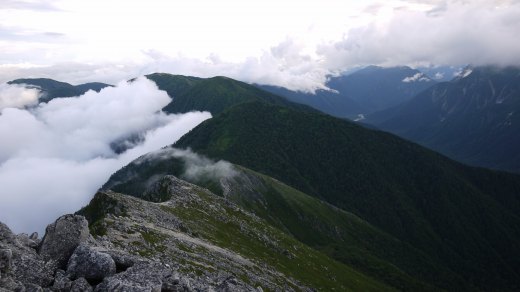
[0,0,519,91]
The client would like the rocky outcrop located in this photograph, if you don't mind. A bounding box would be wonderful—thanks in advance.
[0,222,55,291]
[39,214,89,268]
[0,175,353,291]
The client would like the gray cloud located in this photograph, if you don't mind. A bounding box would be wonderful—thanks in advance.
[318,1,520,70]
[0,77,211,233]
[1,1,519,93]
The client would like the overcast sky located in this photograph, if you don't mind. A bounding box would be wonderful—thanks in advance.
[1,0,519,91]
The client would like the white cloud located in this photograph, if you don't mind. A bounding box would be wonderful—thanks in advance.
[0,77,211,233]
[0,83,40,110]
[402,73,430,83]
[136,147,237,183]
[434,72,445,80]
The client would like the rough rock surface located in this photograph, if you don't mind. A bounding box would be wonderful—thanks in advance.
[67,244,116,281]
[0,175,329,291]
[38,214,89,268]
[0,222,55,289]
[94,262,170,291]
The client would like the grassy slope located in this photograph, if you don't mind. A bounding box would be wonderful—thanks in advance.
[104,153,459,291]
[174,100,520,291]
[163,189,392,291]
[81,185,392,291]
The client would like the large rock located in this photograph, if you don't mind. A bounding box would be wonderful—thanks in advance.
[0,221,55,289]
[0,223,15,244]
[39,215,89,268]
[67,244,116,281]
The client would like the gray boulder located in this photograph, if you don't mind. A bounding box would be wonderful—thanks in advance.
[70,277,92,292]
[95,262,170,292]
[24,283,43,291]
[67,244,116,281]
[0,249,12,274]
[39,215,89,268]
[0,222,54,289]
[16,234,38,250]
[52,270,72,291]
[0,222,16,244]
[53,270,93,292]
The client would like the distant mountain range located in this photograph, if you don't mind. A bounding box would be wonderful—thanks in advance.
[259,66,436,119]
[8,78,111,102]
[368,66,520,173]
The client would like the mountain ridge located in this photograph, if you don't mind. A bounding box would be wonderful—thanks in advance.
[258,66,436,119]
[103,147,465,291]
[173,99,520,291]
[368,65,520,173]
[8,78,112,102]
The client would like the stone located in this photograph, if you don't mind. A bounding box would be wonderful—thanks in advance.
[16,234,38,250]
[24,283,43,292]
[0,222,55,288]
[95,262,168,292]
[10,253,56,288]
[0,249,12,274]
[216,276,252,292]
[0,222,16,244]
[161,272,182,292]
[38,215,89,268]
[104,251,135,272]
[52,270,72,292]
[70,277,92,292]
[66,244,116,281]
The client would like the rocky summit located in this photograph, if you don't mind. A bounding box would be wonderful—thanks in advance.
[0,175,388,291]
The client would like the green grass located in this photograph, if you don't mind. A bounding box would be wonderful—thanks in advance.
[159,194,393,291]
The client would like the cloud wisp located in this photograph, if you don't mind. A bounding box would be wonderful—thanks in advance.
[0,77,211,233]
[136,147,238,183]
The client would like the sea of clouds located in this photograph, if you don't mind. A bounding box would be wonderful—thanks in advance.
[0,77,211,233]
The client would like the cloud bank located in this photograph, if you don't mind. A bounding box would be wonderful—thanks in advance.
[0,77,211,233]
[0,83,40,110]
[318,1,520,71]
[1,1,519,93]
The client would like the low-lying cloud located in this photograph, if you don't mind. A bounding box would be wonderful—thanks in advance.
[0,77,211,233]
[0,83,40,110]
[402,73,430,83]
[137,147,237,183]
